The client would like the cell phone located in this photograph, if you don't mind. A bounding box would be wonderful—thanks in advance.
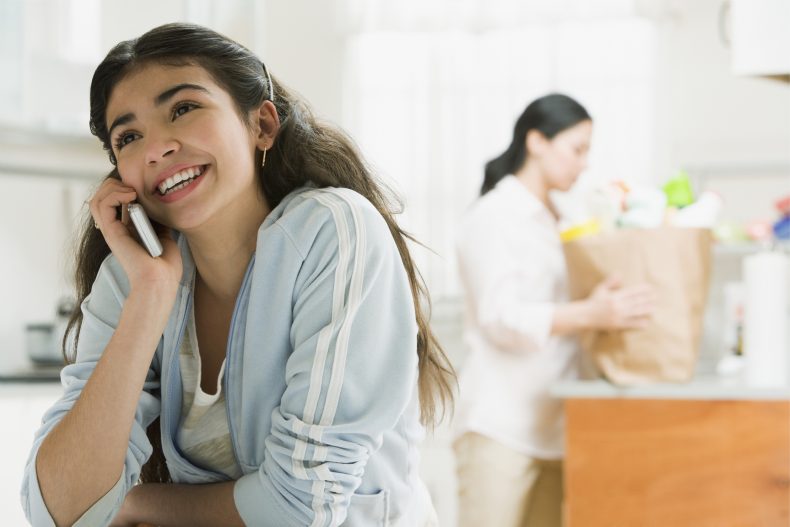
[128,203,163,257]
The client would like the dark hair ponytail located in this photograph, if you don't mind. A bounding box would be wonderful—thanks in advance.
[481,93,591,195]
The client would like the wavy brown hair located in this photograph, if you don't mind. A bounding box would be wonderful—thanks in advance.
[64,23,455,483]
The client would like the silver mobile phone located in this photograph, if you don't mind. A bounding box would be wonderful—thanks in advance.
[128,203,163,257]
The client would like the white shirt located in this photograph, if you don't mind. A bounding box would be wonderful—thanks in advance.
[177,306,243,479]
[454,175,588,459]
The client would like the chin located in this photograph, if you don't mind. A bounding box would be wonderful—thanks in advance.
[163,213,206,234]
[556,181,575,193]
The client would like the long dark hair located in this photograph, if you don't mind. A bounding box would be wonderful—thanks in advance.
[65,23,455,483]
[481,93,591,195]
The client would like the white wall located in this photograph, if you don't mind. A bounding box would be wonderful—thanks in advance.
[260,0,346,123]
[0,173,94,370]
[653,0,790,177]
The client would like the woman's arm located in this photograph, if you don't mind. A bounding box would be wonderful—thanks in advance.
[457,215,653,349]
[32,178,182,526]
[456,219,558,352]
[36,290,176,527]
[230,190,420,526]
[551,276,654,336]
[550,299,597,335]
[112,482,244,527]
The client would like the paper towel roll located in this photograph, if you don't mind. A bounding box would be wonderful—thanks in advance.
[743,251,789,386]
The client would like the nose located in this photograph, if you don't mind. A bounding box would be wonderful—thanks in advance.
[145,133,180,165]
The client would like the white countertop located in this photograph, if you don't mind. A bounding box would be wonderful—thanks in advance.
[0,382,64,527]
[552,373,790,400]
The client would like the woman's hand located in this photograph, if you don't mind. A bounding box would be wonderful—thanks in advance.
[88,178,182,295]
[586,275,654,331]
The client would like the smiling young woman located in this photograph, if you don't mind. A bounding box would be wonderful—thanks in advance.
[20,23,453,527]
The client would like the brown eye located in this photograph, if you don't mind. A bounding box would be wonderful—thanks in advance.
[115,132,139,150]
[172,102,197,119]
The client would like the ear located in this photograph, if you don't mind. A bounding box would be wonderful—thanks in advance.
[252,100,280,151]
[525,129,548,157]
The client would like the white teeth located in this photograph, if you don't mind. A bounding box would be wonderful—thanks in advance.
[158,166,204,195]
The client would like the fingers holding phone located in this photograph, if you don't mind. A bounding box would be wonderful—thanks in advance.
[89,178,136,236]
[88,176,182,290]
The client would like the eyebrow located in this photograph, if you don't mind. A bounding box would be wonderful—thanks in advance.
[107,83,210,139]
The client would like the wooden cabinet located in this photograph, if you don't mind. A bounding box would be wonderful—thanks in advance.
[564,398,790,526]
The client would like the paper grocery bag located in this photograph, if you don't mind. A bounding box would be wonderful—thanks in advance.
[563,228,714,385]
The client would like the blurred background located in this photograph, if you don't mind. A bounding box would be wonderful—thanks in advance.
[0,0,788,525]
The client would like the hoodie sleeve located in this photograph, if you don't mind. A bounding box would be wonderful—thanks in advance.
[233,189,419,527]
[20,255,162,527]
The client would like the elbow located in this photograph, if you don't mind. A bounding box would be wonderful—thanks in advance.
[27,443,127,527]
[476,295,554,353]
[22,464,66,527]
[29,453,79,527]
[478,313,545,353]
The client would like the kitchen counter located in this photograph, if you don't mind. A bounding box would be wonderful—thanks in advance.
[557,373,790,526]
[552,372,790,400]
[0,364,63,383]
[1,381,64,526]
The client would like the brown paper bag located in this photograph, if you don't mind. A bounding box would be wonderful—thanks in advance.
[563,227,714,385]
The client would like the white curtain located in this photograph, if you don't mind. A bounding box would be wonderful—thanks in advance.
[341,2,658,299]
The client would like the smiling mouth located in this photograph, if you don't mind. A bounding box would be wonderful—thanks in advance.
[157,165,207,196]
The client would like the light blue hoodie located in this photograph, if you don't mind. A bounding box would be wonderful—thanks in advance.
[21,186,429,526]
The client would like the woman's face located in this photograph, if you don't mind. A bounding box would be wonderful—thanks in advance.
[105,63,269,233]
[530,120,592,192]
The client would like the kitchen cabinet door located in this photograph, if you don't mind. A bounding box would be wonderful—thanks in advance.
[564,398,790,526]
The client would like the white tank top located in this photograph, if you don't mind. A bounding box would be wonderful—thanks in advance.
[176,307,242,479]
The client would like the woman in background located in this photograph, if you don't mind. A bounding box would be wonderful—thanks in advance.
[453,93,653,527]
[21,23,453,527]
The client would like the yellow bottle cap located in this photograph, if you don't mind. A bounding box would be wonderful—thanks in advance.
[560,219,601,242]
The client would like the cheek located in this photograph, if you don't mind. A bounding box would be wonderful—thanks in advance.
[545,152,579,188]
[117,165,139,188]
[555,150,581,174]
[192,124,219,146]
[543,151,568,178]
[205,125,252,167]
[116,164,149,198]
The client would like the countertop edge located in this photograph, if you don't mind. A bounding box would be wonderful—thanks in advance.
[552,376,790,400]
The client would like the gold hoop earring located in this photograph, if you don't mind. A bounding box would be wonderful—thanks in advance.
[261,147,267,168]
